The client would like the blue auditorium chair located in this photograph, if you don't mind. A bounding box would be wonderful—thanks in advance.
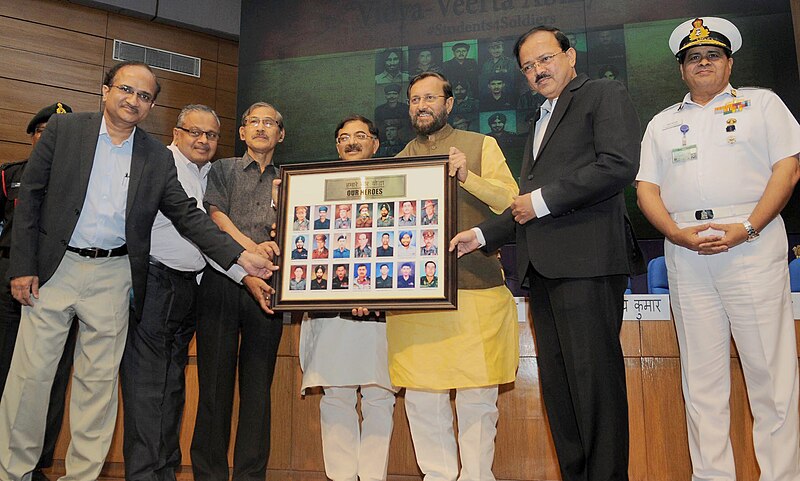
[647,256,669,294]
[789,258,800,293]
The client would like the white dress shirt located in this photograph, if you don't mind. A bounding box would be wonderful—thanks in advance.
[69,116,132,249]
[150,144,246,283]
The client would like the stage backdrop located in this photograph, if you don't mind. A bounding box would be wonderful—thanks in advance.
[237,0,800,238]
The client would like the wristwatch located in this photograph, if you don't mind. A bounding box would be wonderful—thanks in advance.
[742,220,759,242]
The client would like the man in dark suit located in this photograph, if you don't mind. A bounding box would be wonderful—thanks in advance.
[0,61,273,481]
[451,26,643,481]
[0,102,77,481]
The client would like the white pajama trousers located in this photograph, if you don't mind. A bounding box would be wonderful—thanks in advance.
[320,385,396,481]
[404,386,499,481]
[666,216,800,481]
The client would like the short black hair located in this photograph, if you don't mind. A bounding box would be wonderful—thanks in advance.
[408,72,454,99]
[103,61,161,101]
[335,114,379,139]
[513,26,571,68]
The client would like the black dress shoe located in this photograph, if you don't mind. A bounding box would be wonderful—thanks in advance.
[30,470,51,481]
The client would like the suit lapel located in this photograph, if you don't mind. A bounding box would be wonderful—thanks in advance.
[126,129,147,218]
[535,74,588,161]
[78,114,103,197]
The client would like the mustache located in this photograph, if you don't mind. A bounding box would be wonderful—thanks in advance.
[344,143,363,153]
[535,73,551,83]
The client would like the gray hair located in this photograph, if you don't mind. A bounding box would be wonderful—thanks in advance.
[241,101,284,130]
[176,104,220,128]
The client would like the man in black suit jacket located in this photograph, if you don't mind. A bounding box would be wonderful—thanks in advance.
[0,61,273,481]
[451,26,644,481]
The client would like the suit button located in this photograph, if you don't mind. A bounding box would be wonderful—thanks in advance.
[527,174,533,180]
[74,209,80,215]
[60,240,67,246]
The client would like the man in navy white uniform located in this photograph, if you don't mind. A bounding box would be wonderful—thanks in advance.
[636,17,800,481]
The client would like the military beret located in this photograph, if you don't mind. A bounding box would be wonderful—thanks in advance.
[27,102,72,134]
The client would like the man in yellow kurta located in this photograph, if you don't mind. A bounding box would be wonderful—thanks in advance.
[388,72,519,481]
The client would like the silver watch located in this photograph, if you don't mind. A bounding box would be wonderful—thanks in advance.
[742,220,759,242]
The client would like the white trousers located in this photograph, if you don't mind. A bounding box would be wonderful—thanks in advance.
[320,385,396,481]
[0,252,131,481]
[404,387,499,481]
[666,216,800,481]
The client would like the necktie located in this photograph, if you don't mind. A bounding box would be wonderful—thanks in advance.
[533,101,552,160]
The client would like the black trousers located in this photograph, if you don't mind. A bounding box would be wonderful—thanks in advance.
[0,256,76,471]
[120,263,199,481]
[190,267,283,481]
[527,266,629,481]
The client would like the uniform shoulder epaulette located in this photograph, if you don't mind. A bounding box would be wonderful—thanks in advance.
[658,102,682,114]
[737,86,772,92]
[0,159,26,172]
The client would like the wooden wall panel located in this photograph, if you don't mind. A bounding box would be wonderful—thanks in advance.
[0,78,101,115]
[215,143,235,159]
[290,373,325,471]
[0,109,36,145]
[139,106,183,138]
[0,45,104,93]
[217,63,238,93]
[640,320,680,357]
[621,320,641,357]
[0,0,108,36]
[641,357,691,480]
[268,356,296,469]
[0,15,106,64]
[216,88,237,119]
[154,78,217,112]
[0,140,33,163]
[494,358,560,480]
[625,358,648,481]
[218,40,239,67]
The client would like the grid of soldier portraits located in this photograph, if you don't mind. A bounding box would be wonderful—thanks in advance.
[285,198,442,296]
[372,31,628,157]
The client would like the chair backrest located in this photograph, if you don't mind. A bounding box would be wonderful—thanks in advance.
[647,256,669,294]
[624,277,632,295]
[790,258,800,292]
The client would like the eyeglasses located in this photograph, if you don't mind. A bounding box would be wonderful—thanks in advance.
[176,126,220,141]
[684,50,725,64]
[519,51,566,75]
[112,84,154,103]
[336,132,375,143]
[243,117,279,129]
[409,94,446,105]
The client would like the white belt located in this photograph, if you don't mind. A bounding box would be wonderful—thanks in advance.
[670,202,757,223]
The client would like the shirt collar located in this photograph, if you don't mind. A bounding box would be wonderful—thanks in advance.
[680,83,734,110]
[242,151,278,174]
[99,116,136,146]
[168,144,211,178]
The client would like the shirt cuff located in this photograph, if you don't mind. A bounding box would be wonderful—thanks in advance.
[472,227,486,248]
[531,189,550,217]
